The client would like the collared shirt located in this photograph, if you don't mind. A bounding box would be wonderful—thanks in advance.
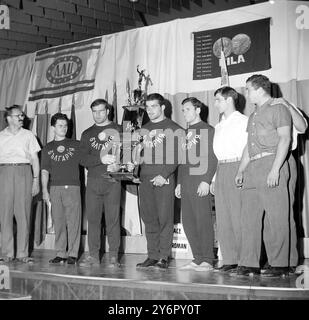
[214,111,248,161]
[247,99,292,158]
[0,127,41,163]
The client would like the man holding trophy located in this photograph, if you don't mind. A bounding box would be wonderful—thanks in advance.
[79,99,122,268]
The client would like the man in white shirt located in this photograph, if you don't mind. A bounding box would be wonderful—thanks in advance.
[212,87,248,272]
[0,105,41,264]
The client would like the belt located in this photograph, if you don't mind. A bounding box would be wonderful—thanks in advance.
[0,163,30,166]
[250,152,274,161]
[218,157,241,164]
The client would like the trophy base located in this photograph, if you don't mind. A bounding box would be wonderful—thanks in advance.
[109,171,140,183]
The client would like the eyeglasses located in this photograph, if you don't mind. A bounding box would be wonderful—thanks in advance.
[10,113,25,119]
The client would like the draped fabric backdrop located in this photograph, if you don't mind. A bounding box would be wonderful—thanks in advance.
[0,0,308,256]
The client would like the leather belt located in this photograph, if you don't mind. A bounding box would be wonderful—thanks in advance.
[250,152,274,161]
[218,157,241,164]
[0,163,30,166]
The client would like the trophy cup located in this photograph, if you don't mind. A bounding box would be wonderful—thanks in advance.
[107,66,152,182]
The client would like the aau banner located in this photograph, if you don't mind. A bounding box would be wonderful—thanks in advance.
[193,18,271,80]
[28,37,102,101]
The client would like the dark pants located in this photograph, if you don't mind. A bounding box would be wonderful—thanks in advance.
[215,162,242,265]
[139,175,175,261]
[85,177,121,260]
[182,178,214,264]
[0,165,32,259]
[240,156,290,268]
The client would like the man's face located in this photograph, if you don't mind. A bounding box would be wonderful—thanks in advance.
[214,93,228,114]
[8,108,24,128]
[181,102,199,125]
[145,99,164,122]
[53,119,68,138]
[246,81,259,104]
[92,104,109,125]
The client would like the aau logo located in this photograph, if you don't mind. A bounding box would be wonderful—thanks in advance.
[46,55,82,85]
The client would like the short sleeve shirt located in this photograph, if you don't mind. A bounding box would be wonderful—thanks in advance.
[247,99,292,158]
[0,127,41,163]
[41,139,80,186]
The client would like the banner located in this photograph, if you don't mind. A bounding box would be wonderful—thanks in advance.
[193,18,271,80]
[28,37,102,101]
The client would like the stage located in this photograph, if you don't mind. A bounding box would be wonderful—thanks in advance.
[1,250,308,300]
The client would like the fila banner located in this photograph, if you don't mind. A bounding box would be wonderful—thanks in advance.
[193,18,271,80]
[28,37,102,101]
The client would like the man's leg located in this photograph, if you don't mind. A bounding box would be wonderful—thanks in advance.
[85,177,104,261]
[215,163,242,265]
[103,182,121,259]
[14,166,32,259]
[154,176,175,261]
[139,178,160,260]
[50,186,67,258]
[0,167,14,259]
[63,186,81,258]
[263,161,290,267]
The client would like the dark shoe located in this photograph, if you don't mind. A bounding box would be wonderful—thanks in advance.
[289,266,296,275]
[261,266,289,277]
[215,264,238,272]
[16,257,34,264]
[136,258,158,268]
[155,259,169,269]
[49,256,67,264]
[0,256,14,264]
[67,257,77,265]
[236,266,260,276]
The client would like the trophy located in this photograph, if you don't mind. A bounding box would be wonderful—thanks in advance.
[107,66,152,182]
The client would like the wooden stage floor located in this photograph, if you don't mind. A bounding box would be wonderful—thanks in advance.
[2,250,309,300]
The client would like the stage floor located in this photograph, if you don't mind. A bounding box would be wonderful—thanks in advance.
[3,250,309,300]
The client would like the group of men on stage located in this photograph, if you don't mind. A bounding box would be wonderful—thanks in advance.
[0,74,307,278]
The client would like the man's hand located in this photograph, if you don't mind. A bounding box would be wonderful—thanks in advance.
[32,178,40,197]
[197,181,210,197]
[267,169,280,188]
[107,163,120,173]
[150,175,167,187]
[101,154,116,164]
[126,162,135,173]
[42,190,50,203]
[235,171,244,188]
[175,184,181,198]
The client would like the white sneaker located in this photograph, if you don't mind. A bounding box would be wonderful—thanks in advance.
[178,261,199,270]
[195,262,213,272]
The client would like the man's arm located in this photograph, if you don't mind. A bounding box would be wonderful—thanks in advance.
[41,169,50,202]
[31,152,40,197]
[267,126,291,188]
[272,98,307,133]
[235,144,250,188]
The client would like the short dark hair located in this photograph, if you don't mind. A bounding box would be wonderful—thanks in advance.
[90,98,114,121]
[146,93,165,106]
[181,97,203,110]
[246,74,271,95]
[214,86,239,105]
[51,113,69,127]
[4,105,23,121]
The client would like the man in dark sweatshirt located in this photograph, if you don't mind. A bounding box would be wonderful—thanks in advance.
[79,99,122,268]
[136,93,184,269]
[176,97,217,271]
